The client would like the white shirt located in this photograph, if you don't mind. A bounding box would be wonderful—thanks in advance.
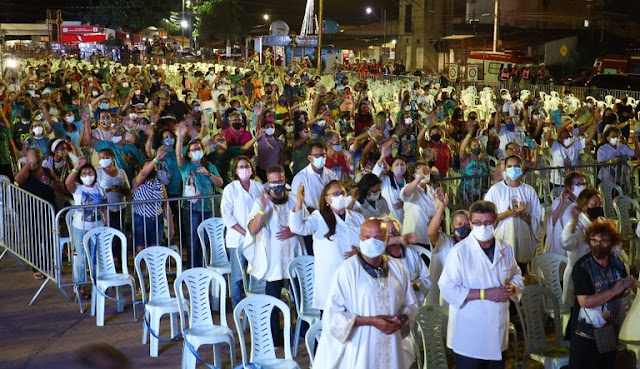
[314,256,418,369]
[372,162,406,222]
[550,138,586,184]
[221,180,264,249]
[439,235,524,360]
[400,184,437,245]
[544,197,576,255]
[596,143,635,182]
[353,197,391,219]
[289,208,364,309]
[484,181,542,263]
[425,232,455,306]
[243,194,305,281]
[291,164,338,210]
[392,247,432,303]
[497,126,526,158]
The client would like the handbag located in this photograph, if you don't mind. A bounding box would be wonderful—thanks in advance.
[584,307,619,354]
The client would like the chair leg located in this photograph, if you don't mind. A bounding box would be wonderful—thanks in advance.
[116,286,124,313]
[96,292,105,326]
[170,312,178,338]
[142,309,149,344]
[150,312,160,357]
[213,344,222,368]
[181,341,196,369]
[293,317,302,356]
[130,283,138,320]
[228,336,236,369]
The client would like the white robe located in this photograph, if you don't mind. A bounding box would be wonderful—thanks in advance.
[314,256,419,369]
[424,232,455,306]
[243,195,305,281]
[221,180,264,249]
[484,181,542,264]
[544,197,575,255]
[438,235,524,360]
[400,185,437,245]
[289,208,364,309]
[353,197,391,220]
[372,162,406,222]
[392,246,432,303]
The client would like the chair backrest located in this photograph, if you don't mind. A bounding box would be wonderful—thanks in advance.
[532,253,567,306]
[415,305,448,369]
[197,217,229,267]
[135,246,182,304]
[599,181,623,219]
[516,285,565,356]
[613,195,640,239]
[173,268,228,333]
[233,295,293,364]
[288,255,315,317]
[550,186,564,202]
[236,242,266,295]
[305,320,323,367]
[411,245,432,267]
[82,226,128,279]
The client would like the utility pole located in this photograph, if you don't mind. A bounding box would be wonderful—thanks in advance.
[317,0,323,72]
[492,0,499,52]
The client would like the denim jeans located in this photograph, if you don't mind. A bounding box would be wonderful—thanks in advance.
[229,247,247,307]
[182,208,211,269]
[453,352,505,369]
[133,213,164,249]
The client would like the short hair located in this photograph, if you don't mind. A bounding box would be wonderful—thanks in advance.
[576,188,600,212]
[451,209,470,222]
[564,170,586,187]
[98,148,114,157]
[469,200,497,220]
[231,155,254,179]
[584,218,621,246]
[603,126,619,139]
[228,110,242,120]
[266,164,285,177]
[323,130,340,144]
[504,154,523,166]
[310,141,326,152]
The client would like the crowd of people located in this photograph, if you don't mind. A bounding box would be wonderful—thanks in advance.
[3,54,639,369]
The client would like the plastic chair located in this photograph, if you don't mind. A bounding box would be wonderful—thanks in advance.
[82,227,137,327]
[174,268,235,369]
[613,196,640,240]
[288,256,321,356]
[515,285,569,369]
[410,245,432,267]
[550,186,564,202]
[414,305,448,369]
[236,242,266,296]
[599,181,623,220]
[532,253,570,333]
[134,246,188,357]
[197,218,232,304]
[305,320,323,367]
[233,295,300,369]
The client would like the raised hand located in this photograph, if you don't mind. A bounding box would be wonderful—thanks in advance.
[75,156,87,169]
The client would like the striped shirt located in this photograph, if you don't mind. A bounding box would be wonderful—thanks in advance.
[133,179,165,218]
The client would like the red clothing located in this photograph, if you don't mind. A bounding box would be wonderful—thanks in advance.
[325,152,349,177]
[425,141,451,177]
[354,113,373,134]
[222,128,253,147]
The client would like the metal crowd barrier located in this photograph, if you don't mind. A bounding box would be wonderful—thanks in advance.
[0,180,66,305]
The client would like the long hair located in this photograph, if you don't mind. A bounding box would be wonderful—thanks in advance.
[319,180,343,240]
[389,156,407,190]
[357,173,382,204]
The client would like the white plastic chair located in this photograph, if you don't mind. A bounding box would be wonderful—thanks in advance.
[288,256,321,356]
[82,226,137,327]
[532,253,570,333]
[410,245,432,266]
[599,181,623,220]
[233,295,300,369]
[515,285,569,369]
[174,268,235,369]
[305,320,323,367]
[197,218,232,303]
[134,246,188,357]
[414,305,448,369]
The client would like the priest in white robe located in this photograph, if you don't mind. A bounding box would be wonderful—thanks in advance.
[484,154,542,268]
[314,218,419,369]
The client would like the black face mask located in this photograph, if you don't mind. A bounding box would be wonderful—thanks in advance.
[469,114,477,121]
[270,184,286,198]
[232,123,243,130]
[431,133,442,142]
[586,207,604,220]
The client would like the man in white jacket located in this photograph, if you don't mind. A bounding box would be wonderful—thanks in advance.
[439,200,524,369]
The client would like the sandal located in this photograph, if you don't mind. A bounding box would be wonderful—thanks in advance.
[33,272,45,280]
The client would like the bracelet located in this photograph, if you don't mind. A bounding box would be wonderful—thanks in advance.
[153,157,159,164]
[258,210,265,215]
[480,288,485,300]
[71,168,79,173]
[466,133,473,139]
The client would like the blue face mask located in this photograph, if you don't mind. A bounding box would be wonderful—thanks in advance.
[506,122,516,131]
[163,137,175,147]
[505,167,523,181]
[100,103,109,110]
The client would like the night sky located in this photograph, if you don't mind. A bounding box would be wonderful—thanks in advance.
[4,0,400,29]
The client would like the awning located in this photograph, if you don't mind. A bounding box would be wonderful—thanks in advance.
[60,33,106,44]
[441,34,475,40]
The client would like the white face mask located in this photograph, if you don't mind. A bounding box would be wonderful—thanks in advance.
[404,117,412,124]
[65,115,75,123]
[367,191,381,202]
[609,137,618,146]
[129,113,137,120]
[135,89,141,95]
[317,119,326,127]
[563,137,572,147]
[122,82,129,88]
[572,185,585,198]
[359,237,387,258]
[471,224,494,242]
[265,127,275,136]
[32,126,44,135]
[66,84,72,89]
[92,90,99,96]
[80,175,95,185]
[99,158,112,168]
[393,165,406,177]
[330,194,346,211]
[111,136,123,144]
[312,156,325,169]
[237,168,252,181]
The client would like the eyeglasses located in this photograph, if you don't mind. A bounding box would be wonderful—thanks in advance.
[310,153,326,158]
[269,181,285,186]
[589,238,612,245]
[471,221,494,227]
[328,191,346,197]
[573,181,586,186]
[237,165,251,170]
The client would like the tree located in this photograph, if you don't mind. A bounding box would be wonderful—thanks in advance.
[83,0,178,32]
[194,0,248,45]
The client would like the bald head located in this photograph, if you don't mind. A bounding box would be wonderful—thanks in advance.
[360,218,389,242]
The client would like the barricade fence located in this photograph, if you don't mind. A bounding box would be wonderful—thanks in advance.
[0,180,62,305]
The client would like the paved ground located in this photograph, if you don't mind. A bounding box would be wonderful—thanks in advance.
[0,255,310,369]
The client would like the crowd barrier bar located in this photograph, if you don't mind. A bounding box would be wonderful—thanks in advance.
[0,180,69,305]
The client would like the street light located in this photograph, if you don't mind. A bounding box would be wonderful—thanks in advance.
[365,6,387,61]
[365,7,373,14]
[181,19,188,28]
[263,14,270,21]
